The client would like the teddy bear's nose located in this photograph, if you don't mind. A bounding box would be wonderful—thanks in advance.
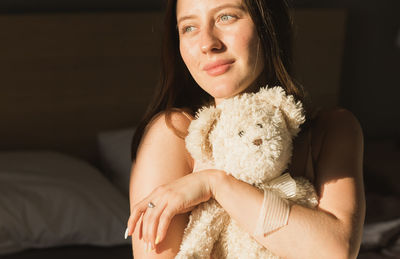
[253,138,263,146]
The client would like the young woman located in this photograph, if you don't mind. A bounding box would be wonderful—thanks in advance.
[126,0,365,258]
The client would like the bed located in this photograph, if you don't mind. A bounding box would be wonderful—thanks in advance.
[1,8,398,259]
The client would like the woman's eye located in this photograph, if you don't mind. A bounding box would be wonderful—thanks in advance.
[219,14,236,23]
[182,26,196,33]
[256,123,263,128]
[238,130,244,137]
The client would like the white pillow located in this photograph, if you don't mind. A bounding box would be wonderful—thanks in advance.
[97,127,135,196]
[0,151,130,255]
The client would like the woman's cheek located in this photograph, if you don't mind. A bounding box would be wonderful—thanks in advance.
[180,42,195,67]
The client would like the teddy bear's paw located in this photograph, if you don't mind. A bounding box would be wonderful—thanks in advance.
[291,177,319,208]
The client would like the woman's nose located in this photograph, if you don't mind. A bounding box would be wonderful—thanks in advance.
[200,27,223,53]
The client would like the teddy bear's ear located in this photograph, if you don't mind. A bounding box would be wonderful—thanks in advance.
[185,106,221,162]
[259,86,306,136]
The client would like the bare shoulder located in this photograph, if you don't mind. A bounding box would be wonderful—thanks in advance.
[313,107,362,136]
[310,108,363,160]
[315,108,362,133]
[143,110,194,144]
[312,107,364,170]
[133,109,194,195]
[138,109,194,171]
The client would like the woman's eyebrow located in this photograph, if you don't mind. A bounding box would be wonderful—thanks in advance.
[177,3,245,25]
[177,14,197,26]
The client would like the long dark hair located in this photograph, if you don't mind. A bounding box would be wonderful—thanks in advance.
[131,0,306,160]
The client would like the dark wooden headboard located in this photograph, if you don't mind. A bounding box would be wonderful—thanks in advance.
[0,9,346,163]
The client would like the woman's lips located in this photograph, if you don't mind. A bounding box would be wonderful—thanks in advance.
[203,60,235,76]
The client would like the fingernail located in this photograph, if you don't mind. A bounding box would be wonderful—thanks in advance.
[155,236,160,245]
[147,242,151,252]
[144,242,148,252]
[124,227,129,239]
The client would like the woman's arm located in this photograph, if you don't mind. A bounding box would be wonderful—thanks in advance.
[129,111,194,258]
[128,108,365,259]
[209,109,365,259]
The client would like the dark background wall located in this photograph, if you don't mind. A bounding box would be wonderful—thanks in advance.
[1,0,399,139]
[293,0,400,140]
[290,0,399,196]
[0,0,163,13]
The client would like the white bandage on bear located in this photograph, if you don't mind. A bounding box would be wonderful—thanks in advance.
[253,173,296,236]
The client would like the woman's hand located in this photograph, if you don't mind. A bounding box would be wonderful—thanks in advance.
[126,170,220,252]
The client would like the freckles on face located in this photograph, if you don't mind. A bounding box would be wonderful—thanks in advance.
[176,0,264,103]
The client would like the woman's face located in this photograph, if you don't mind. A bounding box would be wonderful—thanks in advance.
[176,0,264,105]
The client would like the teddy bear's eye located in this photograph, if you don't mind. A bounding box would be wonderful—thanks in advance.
[256,123,263,128]
[238,130,244,137]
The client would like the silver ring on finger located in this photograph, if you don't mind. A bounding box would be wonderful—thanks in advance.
[148,201,156,208]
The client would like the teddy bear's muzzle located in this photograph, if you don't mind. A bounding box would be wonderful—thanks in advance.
[253,138,263,146]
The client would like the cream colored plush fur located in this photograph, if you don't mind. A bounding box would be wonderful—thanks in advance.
[176,87,319,259]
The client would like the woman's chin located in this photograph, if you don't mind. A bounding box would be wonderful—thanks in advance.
[210,86,246,102]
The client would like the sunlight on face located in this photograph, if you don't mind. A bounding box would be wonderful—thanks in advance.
[176,0,265,104]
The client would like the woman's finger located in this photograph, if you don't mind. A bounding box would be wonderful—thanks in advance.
[127,199,148,237]
[142,198,167,250]
[155,203,178,246]
[138,214,144,240]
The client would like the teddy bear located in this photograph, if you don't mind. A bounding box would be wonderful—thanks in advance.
[176,86,319,259]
